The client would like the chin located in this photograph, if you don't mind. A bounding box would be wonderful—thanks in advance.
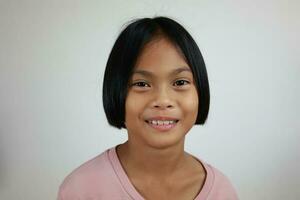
[144,134,185,150]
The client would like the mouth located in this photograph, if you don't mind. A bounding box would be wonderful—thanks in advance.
[144,119,179,132]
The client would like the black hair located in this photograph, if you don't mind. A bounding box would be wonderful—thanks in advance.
[103,16,210,129]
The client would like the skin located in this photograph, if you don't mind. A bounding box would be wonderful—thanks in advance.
[117,37,206,199]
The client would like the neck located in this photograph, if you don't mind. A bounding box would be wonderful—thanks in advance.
[116,139,189,180]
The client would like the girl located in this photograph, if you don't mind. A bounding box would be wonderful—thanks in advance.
[57,16,239,200]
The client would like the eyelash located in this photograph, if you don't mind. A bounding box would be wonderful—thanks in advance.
[132,80,190,88]
[174,80,190,86]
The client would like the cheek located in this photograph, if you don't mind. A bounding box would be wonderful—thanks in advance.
[125,93,145,120]
[182,90,199,115]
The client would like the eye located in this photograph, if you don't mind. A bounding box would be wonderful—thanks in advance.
[132,81,150,87]
[174,80,190,86]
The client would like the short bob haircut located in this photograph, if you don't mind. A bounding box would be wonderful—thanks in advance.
[103,16,210,129]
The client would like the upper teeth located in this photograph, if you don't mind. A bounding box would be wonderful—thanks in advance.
[148,120,177,125]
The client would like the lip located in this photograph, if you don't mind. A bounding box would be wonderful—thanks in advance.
[146,116,179,121]
[145,116,179,132]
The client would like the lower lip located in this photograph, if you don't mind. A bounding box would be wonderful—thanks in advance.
[146,121,178,132]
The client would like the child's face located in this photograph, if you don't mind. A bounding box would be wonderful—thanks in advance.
[125,38,198,149]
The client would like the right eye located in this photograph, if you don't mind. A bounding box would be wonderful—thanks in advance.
[132,81,150,87]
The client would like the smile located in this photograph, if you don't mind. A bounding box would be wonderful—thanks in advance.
[145,120,179,132]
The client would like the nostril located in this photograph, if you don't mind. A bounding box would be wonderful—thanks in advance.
[154,105,173,109]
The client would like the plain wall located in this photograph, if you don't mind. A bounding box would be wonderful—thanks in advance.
[0,0,299,199]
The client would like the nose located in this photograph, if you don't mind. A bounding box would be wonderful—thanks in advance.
[150,87,174,109]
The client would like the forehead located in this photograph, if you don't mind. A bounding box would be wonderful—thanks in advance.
[133,38,190,74]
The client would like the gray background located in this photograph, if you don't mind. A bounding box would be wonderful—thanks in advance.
[0,0,299,199]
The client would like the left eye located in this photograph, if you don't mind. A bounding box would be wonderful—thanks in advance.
[174,80,190,86]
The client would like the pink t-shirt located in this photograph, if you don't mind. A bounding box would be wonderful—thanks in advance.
[57,145,238,200]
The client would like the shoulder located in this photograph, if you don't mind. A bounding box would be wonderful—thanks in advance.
[204,163,239,200]
[57,148,124,199]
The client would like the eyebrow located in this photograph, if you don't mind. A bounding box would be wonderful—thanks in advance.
[132,67,192,77]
